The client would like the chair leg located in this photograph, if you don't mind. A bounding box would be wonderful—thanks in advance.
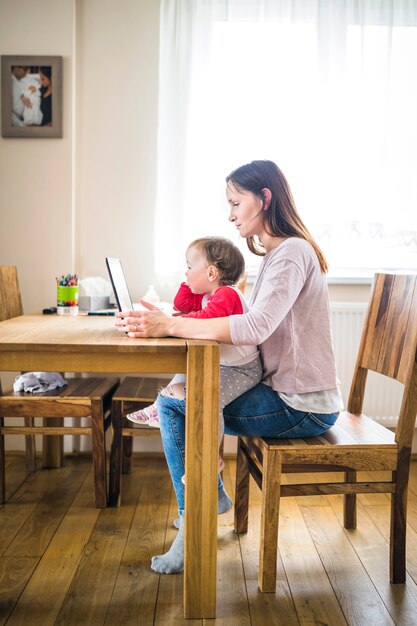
[390,454,410,583]
[343,470,357,529]
[122,430,133,474]
[258,449,282,593]
[109,400,123,507]
[0,416,5,503]
[24,417,37,473]
[42,418,64,468]
[91,400,107,508]
[234,438,250,534]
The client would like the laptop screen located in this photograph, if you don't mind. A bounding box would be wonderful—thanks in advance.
[105,257,134,312]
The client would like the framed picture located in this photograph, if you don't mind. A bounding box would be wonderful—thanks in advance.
[1,55,63,138]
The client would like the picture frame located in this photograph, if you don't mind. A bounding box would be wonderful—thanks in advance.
[1,55,63,138]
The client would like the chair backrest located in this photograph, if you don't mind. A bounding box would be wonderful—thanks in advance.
[348,273,417,449]
[0,266,23,321]
[236,273,247,294]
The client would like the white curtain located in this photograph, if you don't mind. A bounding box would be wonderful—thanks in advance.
[155,0,417,290]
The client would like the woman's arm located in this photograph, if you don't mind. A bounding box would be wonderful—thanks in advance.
[169,313,232,342]
[115,304,233,343]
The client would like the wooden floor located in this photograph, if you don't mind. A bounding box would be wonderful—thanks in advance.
[1,455,417,626]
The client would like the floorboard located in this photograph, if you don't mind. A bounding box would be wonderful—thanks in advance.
[0,454,416,625]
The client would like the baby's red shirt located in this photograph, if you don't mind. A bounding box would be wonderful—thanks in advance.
[173,282,243,319]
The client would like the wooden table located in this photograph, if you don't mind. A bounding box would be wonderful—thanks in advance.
[0,313,220,618]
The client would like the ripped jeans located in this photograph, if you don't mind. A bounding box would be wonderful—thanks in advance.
[157,382,339,516]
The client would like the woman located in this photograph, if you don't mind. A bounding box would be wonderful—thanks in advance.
[115,160,343,575]
[39,66,52,126]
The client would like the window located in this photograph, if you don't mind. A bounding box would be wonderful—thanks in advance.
[156,1,417,283]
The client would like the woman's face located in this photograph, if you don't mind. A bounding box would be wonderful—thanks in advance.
[39,72,51,88]
[226,181,264,239]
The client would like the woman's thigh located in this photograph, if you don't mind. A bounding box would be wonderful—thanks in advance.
[223,383,338,438]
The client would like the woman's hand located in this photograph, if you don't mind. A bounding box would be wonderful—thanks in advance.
[116,301,233,342]
[115,300,173,337]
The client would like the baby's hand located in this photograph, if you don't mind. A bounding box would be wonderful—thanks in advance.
[28,85,37,93]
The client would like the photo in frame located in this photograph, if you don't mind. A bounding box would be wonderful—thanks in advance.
[1,55,63,138]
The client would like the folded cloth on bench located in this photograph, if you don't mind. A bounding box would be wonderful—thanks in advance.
[13,372,68,394]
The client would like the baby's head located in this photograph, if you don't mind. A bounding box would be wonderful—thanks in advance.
[188,237,245,286]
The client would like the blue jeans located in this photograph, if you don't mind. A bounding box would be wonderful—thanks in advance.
[157,383,339,515]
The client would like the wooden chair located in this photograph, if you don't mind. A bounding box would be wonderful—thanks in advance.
[0,266,119,507]
[108,375,168,506]
[234,273,417,591]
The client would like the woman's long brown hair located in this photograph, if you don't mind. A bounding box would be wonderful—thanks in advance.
[226,160,328,273]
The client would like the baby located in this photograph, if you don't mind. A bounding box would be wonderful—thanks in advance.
[22,76,43,126]
[127,236,262,478]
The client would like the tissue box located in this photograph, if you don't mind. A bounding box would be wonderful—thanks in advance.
[78,296,110,311]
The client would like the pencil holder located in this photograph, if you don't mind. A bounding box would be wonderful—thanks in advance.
[57,285,79,315]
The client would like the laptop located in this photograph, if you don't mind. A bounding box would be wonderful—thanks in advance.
[105,257,173,315]
[105,257,141,311]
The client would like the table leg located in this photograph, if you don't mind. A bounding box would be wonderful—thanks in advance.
[184,342,220,618]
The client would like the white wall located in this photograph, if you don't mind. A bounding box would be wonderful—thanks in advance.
[0,0,75,312]
[74,0,160,295]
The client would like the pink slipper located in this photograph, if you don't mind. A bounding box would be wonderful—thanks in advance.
[126,404,160,428]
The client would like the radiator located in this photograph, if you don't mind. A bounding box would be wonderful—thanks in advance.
[331,302,404,427]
